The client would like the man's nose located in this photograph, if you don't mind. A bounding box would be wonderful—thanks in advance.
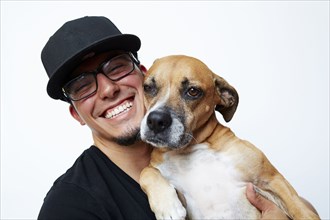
[96,73,120,99]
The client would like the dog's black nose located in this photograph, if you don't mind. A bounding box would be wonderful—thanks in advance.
[147,111,172,133]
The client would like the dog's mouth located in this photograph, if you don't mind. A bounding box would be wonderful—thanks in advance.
[144,137,171,148]
[143,132,193,150]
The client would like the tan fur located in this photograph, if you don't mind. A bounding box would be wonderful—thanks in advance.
[140,55,319,220]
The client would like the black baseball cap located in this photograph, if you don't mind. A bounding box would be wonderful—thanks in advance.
[41,16,141,101]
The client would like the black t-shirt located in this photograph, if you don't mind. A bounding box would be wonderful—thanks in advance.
[38,146,156,220]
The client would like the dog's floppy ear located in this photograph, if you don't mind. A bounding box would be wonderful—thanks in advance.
[214,74,239,122]
[144,58,159,78]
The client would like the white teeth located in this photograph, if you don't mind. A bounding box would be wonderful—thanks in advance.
[105,102,133,119]
[107,112,113,118]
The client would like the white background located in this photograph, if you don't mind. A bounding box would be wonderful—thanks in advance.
[1,1,329,219]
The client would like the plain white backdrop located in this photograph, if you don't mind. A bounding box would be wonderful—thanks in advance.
[1,1,329,219]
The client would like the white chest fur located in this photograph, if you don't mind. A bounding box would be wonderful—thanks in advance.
[156,143,260,219]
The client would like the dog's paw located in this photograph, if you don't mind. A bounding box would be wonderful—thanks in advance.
[153,197,187,220]
[149,188,187,220]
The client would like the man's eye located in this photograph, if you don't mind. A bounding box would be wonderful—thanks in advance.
[75,83,91,92]
[71,82,93,97]
[105,62,131,79]
[109,64,124,72]
[69,75,95,95]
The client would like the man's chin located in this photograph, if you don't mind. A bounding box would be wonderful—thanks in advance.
[112,128,141,146]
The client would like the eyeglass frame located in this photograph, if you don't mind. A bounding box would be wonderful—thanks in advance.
[62,52,141,102]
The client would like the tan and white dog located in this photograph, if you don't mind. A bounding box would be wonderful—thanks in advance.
[139,55,319,220]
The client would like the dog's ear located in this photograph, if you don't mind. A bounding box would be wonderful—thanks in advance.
[145,58,160,77]
[214,74,239,122]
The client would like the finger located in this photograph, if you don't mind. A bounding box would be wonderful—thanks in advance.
[246,183,275,212]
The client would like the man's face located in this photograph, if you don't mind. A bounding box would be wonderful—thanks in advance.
[68,51,146,146]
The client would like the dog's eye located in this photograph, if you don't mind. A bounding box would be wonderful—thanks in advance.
[187,87,202,98]
[144,84,152,92]
[143,84,157,96]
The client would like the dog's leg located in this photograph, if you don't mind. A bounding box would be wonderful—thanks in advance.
[257,172,320,220]
[237,140,319,219]
[140,165,187,220]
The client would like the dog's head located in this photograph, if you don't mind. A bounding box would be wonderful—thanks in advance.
[140,55,238,150]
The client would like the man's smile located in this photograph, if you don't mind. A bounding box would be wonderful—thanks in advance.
[103,100,134,119]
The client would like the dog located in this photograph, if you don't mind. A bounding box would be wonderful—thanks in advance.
[139,55,319,220]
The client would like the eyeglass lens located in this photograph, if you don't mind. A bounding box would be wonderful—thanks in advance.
[63,53,135,101]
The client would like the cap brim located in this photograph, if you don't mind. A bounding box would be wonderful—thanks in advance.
[46,34,141,101]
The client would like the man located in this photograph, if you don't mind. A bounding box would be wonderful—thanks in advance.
[38,16,300,219]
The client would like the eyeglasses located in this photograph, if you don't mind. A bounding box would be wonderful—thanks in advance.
[62,53,140,101]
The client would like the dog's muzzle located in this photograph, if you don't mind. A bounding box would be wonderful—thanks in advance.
[141,108,192,149]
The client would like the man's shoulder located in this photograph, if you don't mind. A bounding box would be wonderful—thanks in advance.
[39,146,156,220]
[54,146,106,189]
[38,174,109,219]
[38,146,111,219]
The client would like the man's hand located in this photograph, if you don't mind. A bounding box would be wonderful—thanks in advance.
[246,183,289,220]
